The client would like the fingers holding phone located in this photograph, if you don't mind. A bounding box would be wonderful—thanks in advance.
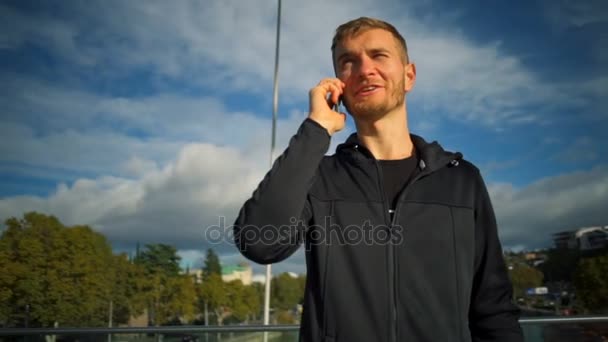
[308,78,346,136]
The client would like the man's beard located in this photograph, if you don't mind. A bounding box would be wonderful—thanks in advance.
[346,81,405,119]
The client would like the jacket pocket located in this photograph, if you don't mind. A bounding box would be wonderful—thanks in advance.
[395,202,468,340]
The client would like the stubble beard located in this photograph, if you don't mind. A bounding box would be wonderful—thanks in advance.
[346,79,406,120]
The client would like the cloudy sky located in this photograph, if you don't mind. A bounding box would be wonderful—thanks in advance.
[0,0,607,276]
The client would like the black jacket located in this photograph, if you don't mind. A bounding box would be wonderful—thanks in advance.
[234,119,523,342]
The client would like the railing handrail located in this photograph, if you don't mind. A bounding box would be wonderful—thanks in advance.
[0,324,300,336]
[519,315,608,324]
[2,316,608,336]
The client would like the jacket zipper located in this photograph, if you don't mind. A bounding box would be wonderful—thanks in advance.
[361,142,454,341]
[373,160,396,342]
[375,158,433,342]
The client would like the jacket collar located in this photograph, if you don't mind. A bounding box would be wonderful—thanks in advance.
[336,132,463,172]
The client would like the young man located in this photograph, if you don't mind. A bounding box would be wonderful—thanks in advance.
[234,17,523,342]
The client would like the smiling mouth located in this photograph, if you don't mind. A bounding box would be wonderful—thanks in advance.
[356,85,381,96]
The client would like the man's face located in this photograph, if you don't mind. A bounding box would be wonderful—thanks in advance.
[333,29,414,120]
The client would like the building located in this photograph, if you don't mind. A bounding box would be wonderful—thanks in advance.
[576,226,608,250]
[222,262,253,285]
[553,226,608,251]
[553,230,578,249]
[190,269,204,284]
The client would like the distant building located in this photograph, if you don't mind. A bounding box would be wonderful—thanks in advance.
[190,269,204,284]
[523,252,547,267]
[553,226,608,251]
[222,262,252,285]
[577,226,608,250]
[553,231,578,249]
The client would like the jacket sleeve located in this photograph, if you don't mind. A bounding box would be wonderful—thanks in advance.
[469,170,524,342]
[233,118,331,265]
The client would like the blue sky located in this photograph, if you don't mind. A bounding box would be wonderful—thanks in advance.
[0,0,607,276]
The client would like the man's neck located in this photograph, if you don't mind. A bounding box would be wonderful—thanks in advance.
[354,108,414,160]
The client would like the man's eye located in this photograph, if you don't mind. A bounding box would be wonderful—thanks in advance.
[340,60,353,69]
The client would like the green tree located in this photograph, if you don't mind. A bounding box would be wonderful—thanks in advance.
[108,253,148,325]
[271,273,304,310]
[153,274,197,324]
[508,263,544,299]
[0,212,116,327]
[199,274,231,325]
[574,254,608,314]
[198,274,264,325]
[241,283,261,323]
[134,244,181,276]
[250,282,265,322]
[202,248,222,278]
[133,244,196,325]
[0,247,17,325]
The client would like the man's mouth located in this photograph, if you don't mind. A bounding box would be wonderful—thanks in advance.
[356,85,381,96]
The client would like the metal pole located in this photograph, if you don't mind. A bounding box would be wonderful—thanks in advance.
[265,0,282,338]
[108,300,113,342]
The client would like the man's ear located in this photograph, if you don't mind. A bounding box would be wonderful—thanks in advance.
[404,63,416,93]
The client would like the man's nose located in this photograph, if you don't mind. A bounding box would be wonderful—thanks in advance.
[356,56,376,78]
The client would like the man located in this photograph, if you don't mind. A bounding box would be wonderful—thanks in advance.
[234,17,523,342]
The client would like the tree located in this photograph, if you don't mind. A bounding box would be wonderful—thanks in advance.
[271,273,304,311]
[133,244,196,325]
[0,247,16,326]
[574,254,608,314]
[508,263,544,299]
[0,212,116,327]
[202,248,221,278]
[240,283,261,323]
[539,248,580,283]
[199,274,231,325]
[0,213,198,328]
[108,253,148,325]
[250,282,266,322]
[198,274,264,326]
[134,244,181,276]
[152,275,197,324]
[267,273,306,324]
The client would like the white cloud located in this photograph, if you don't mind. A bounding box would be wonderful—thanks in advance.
[123,156,159,177]
[0,120,182,177]
[0,143,258,251]
[490,166,608,250]
[2,0,596,129]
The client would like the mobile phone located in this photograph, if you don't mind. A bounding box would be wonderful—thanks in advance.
[333,95,343,112]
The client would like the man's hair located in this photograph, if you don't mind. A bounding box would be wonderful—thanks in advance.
[331,17,409,65]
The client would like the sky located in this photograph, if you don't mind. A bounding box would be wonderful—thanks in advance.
[0,0,607,277]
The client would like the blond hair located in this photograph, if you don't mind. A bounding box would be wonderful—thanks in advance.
[331,17,409,64]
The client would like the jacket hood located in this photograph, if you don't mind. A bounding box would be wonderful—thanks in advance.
[336,132,463,172]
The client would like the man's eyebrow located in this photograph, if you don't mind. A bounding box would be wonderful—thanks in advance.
[337,48,392,63]
[336,51,353,64]
[369,47,391,54]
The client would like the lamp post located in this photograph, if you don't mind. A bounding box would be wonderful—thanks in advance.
[264,0,282,340]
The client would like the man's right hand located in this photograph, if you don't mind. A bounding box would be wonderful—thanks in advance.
[308,78,347,136]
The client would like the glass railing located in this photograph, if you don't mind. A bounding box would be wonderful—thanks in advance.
[1,317,607,341]
[520,316,608,342]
